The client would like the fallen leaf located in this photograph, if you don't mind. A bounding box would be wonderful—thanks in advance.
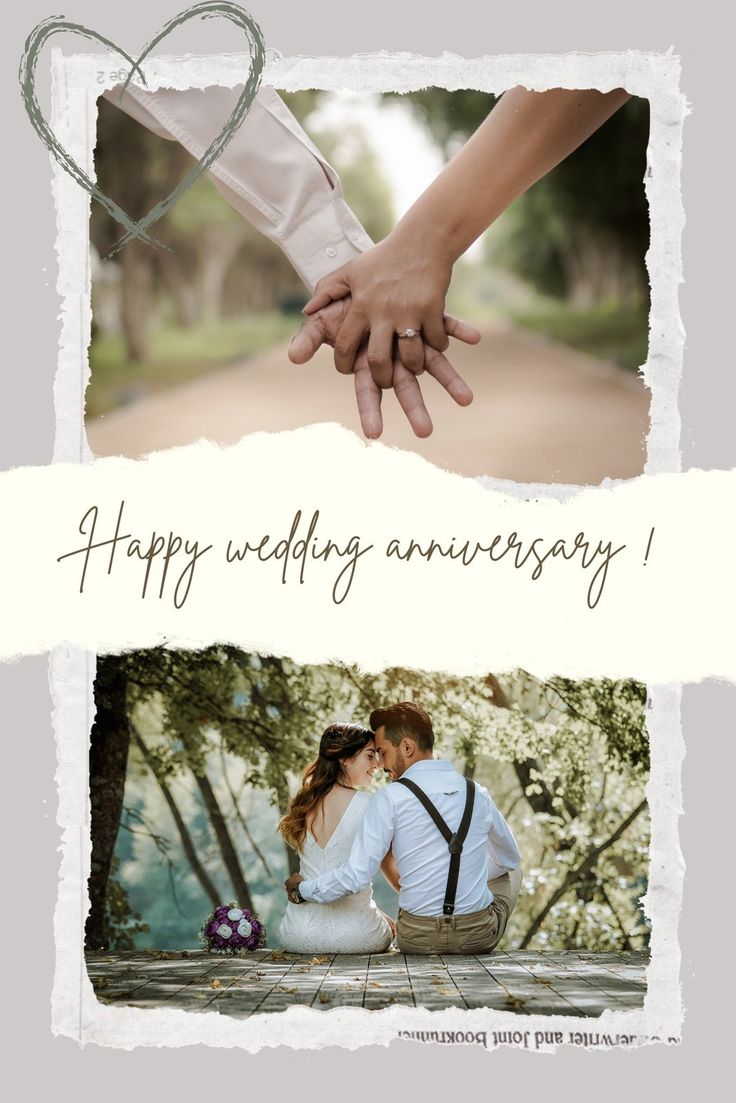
[210,979,222,990]
[318,993,331,1003]
[308,956,331,965]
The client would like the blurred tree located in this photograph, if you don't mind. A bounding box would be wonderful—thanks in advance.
[279,90,325,125]
[92,98,186,359]
[383,90,501,157]
[384,90,650,305]
[92,650,649,952]
[133,728,220,907]
[92,97,301,353]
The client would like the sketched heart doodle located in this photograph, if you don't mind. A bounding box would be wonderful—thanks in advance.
[19,2,265,256]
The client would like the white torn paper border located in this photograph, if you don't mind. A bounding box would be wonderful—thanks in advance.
[39,49,689,1050]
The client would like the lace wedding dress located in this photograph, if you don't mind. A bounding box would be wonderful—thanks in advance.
[277,791,393,954]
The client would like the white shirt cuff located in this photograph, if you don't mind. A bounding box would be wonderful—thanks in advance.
[298,879,316,902]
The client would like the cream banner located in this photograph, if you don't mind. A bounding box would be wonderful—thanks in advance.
[1,425,732,679]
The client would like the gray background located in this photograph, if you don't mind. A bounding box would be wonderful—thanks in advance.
[1,0,733,1095]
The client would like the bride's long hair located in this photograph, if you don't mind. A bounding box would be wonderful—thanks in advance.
[278,723,374,853]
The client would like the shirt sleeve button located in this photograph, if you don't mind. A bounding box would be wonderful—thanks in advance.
[325,245,338,258]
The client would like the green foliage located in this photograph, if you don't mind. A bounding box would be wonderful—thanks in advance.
[388,90,650,306]
[279,91,325,126]
[166,174,241,234]
[383,90,498,155]
[111,650,649,953]
[508,300,649,371]
[87,313,297,417]
[545,677,649,772]
[102,856,150,951]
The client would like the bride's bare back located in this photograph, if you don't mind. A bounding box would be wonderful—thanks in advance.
[307,785,356,849]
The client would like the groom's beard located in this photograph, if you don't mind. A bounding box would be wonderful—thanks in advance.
[390,750,409,779]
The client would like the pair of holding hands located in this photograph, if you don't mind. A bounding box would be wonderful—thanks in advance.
[288,237,478,439]
[285,88,637,438]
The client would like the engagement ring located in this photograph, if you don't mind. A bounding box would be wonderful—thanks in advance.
[397,328,420,338]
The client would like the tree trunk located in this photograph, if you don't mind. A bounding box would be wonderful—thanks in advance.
[86,657,131,951]
[275,779,300,877]
[195,231,244,324]
[156,250,200,328]
[219,750,281,888]
[119,240,154,362]
[193,768,255,911]
[133,731,220,908]
[519,799,646,948]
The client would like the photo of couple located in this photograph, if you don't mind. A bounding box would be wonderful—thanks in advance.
[85,649,649,1017]
[87,80,650,483]
[278,704,522,957]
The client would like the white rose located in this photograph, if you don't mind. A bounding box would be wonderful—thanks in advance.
[237,919,253,938]
[227,908,244,921]
[217,924,233,939]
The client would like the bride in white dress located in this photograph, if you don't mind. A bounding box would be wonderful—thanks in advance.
[277,723,396,954]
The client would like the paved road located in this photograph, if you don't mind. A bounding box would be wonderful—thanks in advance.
[87,323,649,484]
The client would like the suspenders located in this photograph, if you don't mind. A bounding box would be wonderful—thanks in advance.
[396,776,476,916]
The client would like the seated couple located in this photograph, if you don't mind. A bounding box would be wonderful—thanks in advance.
[278,702,522,955]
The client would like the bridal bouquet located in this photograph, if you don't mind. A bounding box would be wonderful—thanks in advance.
[199,904,266,953]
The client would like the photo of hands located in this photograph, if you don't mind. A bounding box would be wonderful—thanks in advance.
[87,83,650,483]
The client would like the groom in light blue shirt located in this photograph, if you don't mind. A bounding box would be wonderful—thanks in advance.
[286,701,522,955]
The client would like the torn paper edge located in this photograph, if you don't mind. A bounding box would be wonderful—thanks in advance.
[52,644,682,1051]
[47,49,685,1050]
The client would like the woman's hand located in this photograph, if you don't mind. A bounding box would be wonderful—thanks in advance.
[301,87,631,394]
[301,230,455,386]
[289,296,477,439]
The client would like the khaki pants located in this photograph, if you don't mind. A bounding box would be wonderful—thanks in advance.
[396,866,522,955]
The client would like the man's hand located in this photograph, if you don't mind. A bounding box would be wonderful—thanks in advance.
[289,297,477,439]
[285,872,305,903]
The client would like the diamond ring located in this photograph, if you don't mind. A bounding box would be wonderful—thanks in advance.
[397,328,421,338]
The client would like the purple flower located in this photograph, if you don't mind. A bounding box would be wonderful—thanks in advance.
[201,902,266,953]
